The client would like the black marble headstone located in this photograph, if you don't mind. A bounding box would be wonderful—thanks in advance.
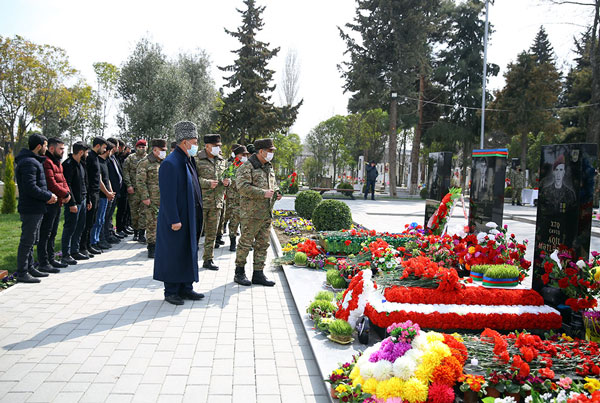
[424,152,452,227]
[532,143,598,291]
[468,149,508,233]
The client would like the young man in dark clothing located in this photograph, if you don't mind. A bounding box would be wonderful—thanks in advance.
[104,138,123,243]
[62,141,91,264]
[93,141,116,250]
[364,161,379,201]
[14,133,58,283]
[113,139,130,237]
[81,137,107,256]
[38,138,71,273]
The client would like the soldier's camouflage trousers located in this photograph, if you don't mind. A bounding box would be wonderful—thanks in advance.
[202,207,223,261]
[235,218,272,271]
[512,187,522,204]
[129,191,146,230]
[146,203,159,244]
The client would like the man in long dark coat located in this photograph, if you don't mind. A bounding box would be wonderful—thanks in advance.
[153,121,204,305]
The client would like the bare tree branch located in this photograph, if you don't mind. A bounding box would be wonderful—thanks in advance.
[279,49,300,107]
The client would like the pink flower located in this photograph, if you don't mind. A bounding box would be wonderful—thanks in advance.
[558,377,572,389]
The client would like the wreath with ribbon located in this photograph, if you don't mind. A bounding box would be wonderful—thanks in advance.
[335,269,376,328]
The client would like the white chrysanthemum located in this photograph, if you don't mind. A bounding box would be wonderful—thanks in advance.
[486,222,498,229]
[358,346,379,367]
[385,261,395,269]
[372,360,393,382]
[411,333,429,351]
[403,348,424,365]
[392,355,417,380]
[360,361,375,379]
[476,232,488,243]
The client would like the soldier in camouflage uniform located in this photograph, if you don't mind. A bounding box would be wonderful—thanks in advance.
[510,166,525,206]
[234,138,281,287]
[220,144,240,237]
[223,145,250,251]
[137,139,167,258]
[123,139,147,242]
[195,134,230,270]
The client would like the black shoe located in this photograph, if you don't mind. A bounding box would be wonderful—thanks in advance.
[72,252,88,261]
[138,230,146,243]
[214,241,221,249]
[28,268,49,278]
[215,236,225,246]
[116,231,126,238]
[108,236,120,244]
[229,237,237,252]
[234,266,251,286]
[133,230,139,242]
[38,264,60,274]
[251,271,275,286]
[88,246,102,255]
[517,202,522,206]
[98,242,112,250]
[203,260,219,271]
[147,243,155,259]
[62,256,78,265]
[49,259,68,268]
[16,272,41,283]
[164,294,184,305]
[125,226,134,234]
[179,290,205,300]
[512,201,515,206]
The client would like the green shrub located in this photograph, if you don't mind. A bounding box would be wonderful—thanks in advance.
[505,186,513,198]
[328,319,353,337]
[306,299,337,321]
[294,252,308,266]
[326,268,347,289]
[312,200,352,231]
[280,178,299,194]
[483,264,520,279]
[336,291,344,302]
[419,187,428,199]
[2,153,17,214]
[336,182,354,195]
[314,291,334,301]
[295,190,322,219]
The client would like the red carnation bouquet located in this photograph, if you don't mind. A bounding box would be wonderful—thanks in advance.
[427,187,462,235]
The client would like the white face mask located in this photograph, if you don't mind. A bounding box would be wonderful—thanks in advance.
[210,146,220,156]
[189,144,199,157]
[231,152,235,158]
[158,150,166,160]
[265,152,274,162]
[241,156,248,163]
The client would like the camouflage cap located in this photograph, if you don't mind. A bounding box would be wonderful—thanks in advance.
[174,121,198,142]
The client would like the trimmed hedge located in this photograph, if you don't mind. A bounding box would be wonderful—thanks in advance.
[312,200,352,232]
[295,190,322,219]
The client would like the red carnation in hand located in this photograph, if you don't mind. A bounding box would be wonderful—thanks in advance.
[558,277,569,289]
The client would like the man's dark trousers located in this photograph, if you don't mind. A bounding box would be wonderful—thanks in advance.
[62,199,86,257]
[38,203,61,265]
[102,198,118,241]
[364,181,375,200]
[81,194,99,250]
[116,193,128,232]
[17,214,44,275]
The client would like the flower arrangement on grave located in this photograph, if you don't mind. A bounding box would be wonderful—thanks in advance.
[272,215,314,236]
[583,310,600,342]
[368,238,400,273]
[540,249,600,311]
[295,238,323,258]
[427,187,462,235]
[336,270,376,328]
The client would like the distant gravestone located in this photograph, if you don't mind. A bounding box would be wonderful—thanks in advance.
[424,152,452,227]
[532,143,598,291]
[468,149,508,233]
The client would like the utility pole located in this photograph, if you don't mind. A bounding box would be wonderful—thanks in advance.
[480,0,490,149]
[389,92,398,197]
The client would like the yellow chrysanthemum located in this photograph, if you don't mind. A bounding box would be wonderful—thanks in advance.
[349,366,360,380]
[584,377,600,393]
[592,266,600,282]
[414,355,439,383]
[401,377,429,403]
[363,377,379,395]
[426,332,444,343]
[386,377,404,397]
[335,384,348,394]
[352,375,365,387]
[451,333,464,343]
[428,341,451,359]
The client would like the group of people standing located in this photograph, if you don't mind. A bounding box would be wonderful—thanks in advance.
[13,121,282,306]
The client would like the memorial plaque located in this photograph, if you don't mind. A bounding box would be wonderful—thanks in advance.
[468,149,508,233]
[532,143,598,291]
[424,152,452,227]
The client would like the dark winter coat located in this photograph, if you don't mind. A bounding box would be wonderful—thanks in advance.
[63,155,88,207]
[86,150,101,197]
[366,165,379,182]
[43,151,70,207]
[153,147,201,284]
[14,148,53,214]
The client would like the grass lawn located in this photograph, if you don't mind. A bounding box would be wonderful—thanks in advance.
[0,211,65,274]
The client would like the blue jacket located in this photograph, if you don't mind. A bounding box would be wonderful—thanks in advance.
[15,149,53,214]
[153,147,201,283]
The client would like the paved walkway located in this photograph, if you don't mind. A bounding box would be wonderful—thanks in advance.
[0,234,328,403]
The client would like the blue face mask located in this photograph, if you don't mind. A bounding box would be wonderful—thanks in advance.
[189,144,199,157]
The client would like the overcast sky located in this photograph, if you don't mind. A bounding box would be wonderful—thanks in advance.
[0,0,593,140]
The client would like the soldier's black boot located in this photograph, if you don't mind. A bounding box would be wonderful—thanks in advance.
[251,270,275,287]
[133,230,139,242]
[229,236,237,252]
[148,243,155,258]
[203,259,219,270]
[138,230,146,243]
[216,235,225,245]
[234,266,251,286]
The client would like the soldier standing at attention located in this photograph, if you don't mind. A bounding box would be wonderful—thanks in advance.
[234,138,282,287]
[137,139,167,258]
[123,139,147,242]
[219,144,240,238]
[224,145,250,251]
[196,134,230,270]
[510,166,525,206]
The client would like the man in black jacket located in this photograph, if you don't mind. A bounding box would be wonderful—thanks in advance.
[61,141,91,264]
[14,133,58,283]
[104,138,124,243]
[364,161,378,201]
[94,141,116,250]
[114,139,130,237]
[81,137,107,256]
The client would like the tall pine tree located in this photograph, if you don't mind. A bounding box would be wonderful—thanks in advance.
[530,26,555,65]
[219,0,301,145]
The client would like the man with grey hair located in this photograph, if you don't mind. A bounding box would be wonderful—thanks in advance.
[153,121,204,305]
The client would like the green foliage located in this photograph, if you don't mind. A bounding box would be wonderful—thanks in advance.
[218,0,301,144]
[483,264,521,279]
[314,291,334,302]
[312,200,352,232]
[294,252,307,266]
[336,292,344,302]
[91,62,120,137]
[345,109,388,164]
[2,153,17,214]
[504,186,513,198]
[279,178,299,194]
[470,265,490,275]
[328,319,353,337]
[336,182,354,195]
[306,299,337,316]
[307,115,352,187]
[419,188,428,199]
[326,269,347,289]
[530,26,555,65]
[273,132,302,177]
[294,190,322,219]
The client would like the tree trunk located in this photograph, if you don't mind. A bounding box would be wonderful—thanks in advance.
[409,74,425,194]
[400,130,407,188]
[389,96,398,197]
[588,0,600,148]
[520,132,528,174]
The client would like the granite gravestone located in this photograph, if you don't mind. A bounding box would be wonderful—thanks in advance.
[532,143,598,291]
[424,152,453,227]
[468,149,508,233]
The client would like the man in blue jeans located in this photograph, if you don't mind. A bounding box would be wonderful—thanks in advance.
[91,141,116,250]
[14,133,58,283]
[61,141,91,264]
